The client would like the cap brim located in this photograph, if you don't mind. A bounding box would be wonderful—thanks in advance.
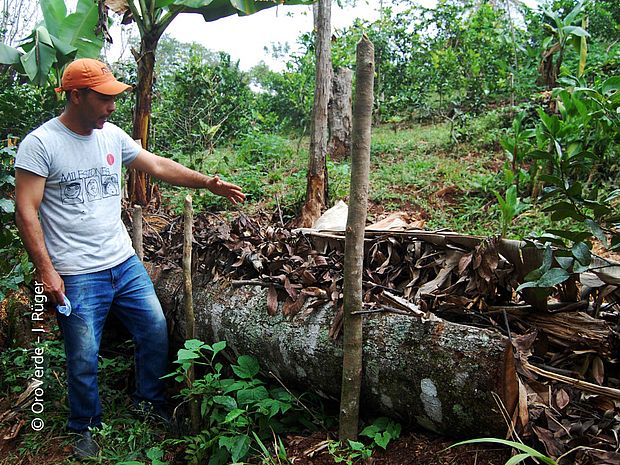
[90,80,132,96]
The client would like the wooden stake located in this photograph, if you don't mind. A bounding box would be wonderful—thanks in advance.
[183,194,199,432]
[132,205,144,261]
[339,34,374,441]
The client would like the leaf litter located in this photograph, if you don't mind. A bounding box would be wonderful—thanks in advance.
[132,208,620,465]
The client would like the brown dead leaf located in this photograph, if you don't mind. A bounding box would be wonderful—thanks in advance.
[517,377,529,430]
[105,0,128,14]
[533,426,564,458]
[555,388,570,410]
[267,285,278,316]
[589,395,616,414]
[329,305,344,340]
[301,287,328,299]
[282,294,306,317]
[583,450,620,465]
[511,330,538,358]
[592,356,605,385]
[283,276,297,299]
[458,253,472,275]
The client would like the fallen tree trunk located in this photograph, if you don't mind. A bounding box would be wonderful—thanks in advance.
[152,267,518,438]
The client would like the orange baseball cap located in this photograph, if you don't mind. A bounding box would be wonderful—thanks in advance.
[55,58,132,95]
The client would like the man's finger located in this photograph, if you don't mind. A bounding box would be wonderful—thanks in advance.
[51,290,64,306]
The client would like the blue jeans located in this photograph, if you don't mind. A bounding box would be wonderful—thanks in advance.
[58,255,168,432]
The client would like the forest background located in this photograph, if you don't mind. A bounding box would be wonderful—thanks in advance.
[2,0,618,302]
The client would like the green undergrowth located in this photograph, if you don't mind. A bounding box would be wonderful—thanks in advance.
[160,119,568,240]
[0,332,402,465]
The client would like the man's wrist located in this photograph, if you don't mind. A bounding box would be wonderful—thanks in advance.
[36,263,57,277]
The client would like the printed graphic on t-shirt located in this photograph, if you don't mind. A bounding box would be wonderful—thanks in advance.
[59,166,119,205]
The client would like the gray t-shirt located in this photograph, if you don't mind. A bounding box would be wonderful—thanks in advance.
[15,117,142,275]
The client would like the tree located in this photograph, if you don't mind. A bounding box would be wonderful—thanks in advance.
[296,0,332,227]
[0,0,39,46]
[102,0,314,206]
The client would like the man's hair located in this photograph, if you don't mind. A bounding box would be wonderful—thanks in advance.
[65,87,91,103]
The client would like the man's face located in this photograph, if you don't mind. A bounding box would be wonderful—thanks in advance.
[75,89,118,130]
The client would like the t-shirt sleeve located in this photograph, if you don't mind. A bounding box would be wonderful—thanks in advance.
[14,134,50,178]
[114,125,142,165]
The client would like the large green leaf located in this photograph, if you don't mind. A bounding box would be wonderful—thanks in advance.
[155,0,177,7]
[21,27,58,86]
[4,0,103,88]
[237,385,269,405]
[0,199,15,214]
[212,395,237,410]
[232,355,260,379]
[50,35,78,66]
[62,0,104,58]
[175,0,313,23]
[219,434,251,463]
[563,0,584,26]
[537,268,570,287]
[0,43,22,65]
[602,76,620,95]
[40,0,68,38]
[562,26,589,38]
[449,438,558,465]
[173,0,216,7]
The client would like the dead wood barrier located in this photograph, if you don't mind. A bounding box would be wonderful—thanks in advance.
[140,208,619,456]
[152,268,518,438]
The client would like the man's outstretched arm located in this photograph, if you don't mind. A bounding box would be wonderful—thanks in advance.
[128,150,246,204]
[15,169,65,304]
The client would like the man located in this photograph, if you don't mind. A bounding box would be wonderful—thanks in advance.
[14,58,245,458]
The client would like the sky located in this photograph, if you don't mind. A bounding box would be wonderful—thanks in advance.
[90,0,535,72]
[103,1,390,71]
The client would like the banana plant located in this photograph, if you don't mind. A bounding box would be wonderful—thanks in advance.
[102,0,315,206]
[0,0,104,87]
[539,0,590,89]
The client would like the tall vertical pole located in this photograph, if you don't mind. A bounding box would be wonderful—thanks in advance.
[339,35,374,440]
[131,205,144,261]
[183,194,199,432]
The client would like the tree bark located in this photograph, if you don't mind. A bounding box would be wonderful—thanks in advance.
[339,36,374,441]
[152,271,518,438]
[297,0,332,228]
[128,34,158,206]
[328,67,353,160]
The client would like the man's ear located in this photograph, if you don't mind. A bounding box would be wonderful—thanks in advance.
[68,89,80,105]
[69,89,89,105]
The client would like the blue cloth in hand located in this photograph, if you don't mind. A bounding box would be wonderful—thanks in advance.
[57,295,72,316]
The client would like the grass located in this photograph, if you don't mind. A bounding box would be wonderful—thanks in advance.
[158,120,560,240]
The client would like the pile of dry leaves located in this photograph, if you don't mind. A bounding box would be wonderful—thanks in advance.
[128,209,620,465]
